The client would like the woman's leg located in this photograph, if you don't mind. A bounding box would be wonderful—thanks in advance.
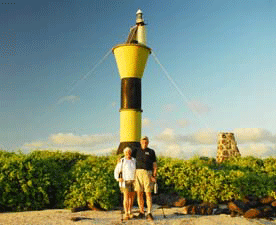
[123,190,129,217]
[129,191,135,213]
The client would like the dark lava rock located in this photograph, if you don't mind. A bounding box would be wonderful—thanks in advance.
[244,208,261,218]
[228,201,244,215]
[271,201,276,207]
[172,197,186,207]
[152,193,186,207]
[213,208,231,215]
[259,196,274,205]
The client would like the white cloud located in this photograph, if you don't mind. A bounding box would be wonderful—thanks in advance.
[22,132,119,155]
[234,128,272,143]
[21,128,276,159]
[57,95,80,105]
[23,141,47,148]
[155,128,176,142]
[201,146,217,158]
[177,119,190,128]
[156,142,216,159]
[90,147,115,156]
[160,144,182,158]
[187,100,210,114]
[155,128,217,145]
[191,129,217,144]
[142,118,152,128]
[49,133,116,146]
[239,143,276,158]
[152,128,276,159]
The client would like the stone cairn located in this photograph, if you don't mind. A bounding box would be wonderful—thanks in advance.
[216,132,241,163]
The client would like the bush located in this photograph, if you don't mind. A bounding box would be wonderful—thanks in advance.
[1,149,276,211]
[157,156,276,204]
[64,155,120,210]
[0,150,86,211]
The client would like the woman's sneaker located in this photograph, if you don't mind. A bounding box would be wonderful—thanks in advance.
[134,212,145,219]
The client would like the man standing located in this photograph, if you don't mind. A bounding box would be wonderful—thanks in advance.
[132,136,157,221]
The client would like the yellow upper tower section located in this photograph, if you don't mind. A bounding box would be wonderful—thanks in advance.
[112,44,151,79]
[112,9,151,79]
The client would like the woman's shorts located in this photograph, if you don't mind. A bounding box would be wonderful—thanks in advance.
[120,180,135,192]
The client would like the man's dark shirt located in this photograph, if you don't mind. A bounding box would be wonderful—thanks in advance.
[132,147,156,171]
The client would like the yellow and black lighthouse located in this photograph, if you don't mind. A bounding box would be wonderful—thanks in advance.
[113,9,151,154]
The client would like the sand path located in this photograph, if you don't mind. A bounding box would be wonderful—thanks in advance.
[0,206,276,225]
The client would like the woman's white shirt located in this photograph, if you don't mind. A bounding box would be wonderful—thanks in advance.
[114,157,136,181]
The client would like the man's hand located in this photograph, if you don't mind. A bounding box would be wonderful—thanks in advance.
[151,176,156,183]
[119,178,123,183]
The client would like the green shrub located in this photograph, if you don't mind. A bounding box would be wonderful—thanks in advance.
[0,150,86,211]
[64,155,119,210]
[157,156,276,204]
[1,149,276,211]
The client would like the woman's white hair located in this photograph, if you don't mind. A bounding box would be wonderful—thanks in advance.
[123,147,132,154]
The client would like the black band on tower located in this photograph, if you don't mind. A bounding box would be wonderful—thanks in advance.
[121,78,141,110]
[117,141,141,155]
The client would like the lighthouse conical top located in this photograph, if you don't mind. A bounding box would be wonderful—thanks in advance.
[112,10,151,154]
[136,9,144,24]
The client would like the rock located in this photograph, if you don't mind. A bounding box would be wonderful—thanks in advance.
[182,203,217,215]
[234,200,250,211]
[190,205,196,215]
[172,197,186,207]
[71,202,105,212]
[87,202,106,211]
[247,200,259,208]
[271,201,276,207]
[244,208,261,218]
[258,205,273,217]
[245,195,258,202]
[228,201,244,215]
[152,193,186,207]
[152,193,171,206]
[71,206,89,213]
[242,197,250,204]
[183,205,191,215]
[259,196,274,205]
[71,217,82,221]
[213,208,231,215]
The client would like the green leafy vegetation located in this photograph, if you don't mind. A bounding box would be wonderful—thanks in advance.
[64,155,120,210]
[0,150,276,212]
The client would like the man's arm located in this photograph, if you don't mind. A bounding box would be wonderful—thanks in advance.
[153,162,157,177]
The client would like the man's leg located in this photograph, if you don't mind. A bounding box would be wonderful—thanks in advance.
[144,171,154,220]
[146,192,152,214]
[135,170,145,217]
[137,191,144,214]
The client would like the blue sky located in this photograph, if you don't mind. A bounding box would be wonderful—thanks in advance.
[1,0,276,158]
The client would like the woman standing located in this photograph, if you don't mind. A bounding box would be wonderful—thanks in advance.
[114,147,136,220]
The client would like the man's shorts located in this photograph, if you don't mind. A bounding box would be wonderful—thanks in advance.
[135,169,153,193]
[120,180,135,193]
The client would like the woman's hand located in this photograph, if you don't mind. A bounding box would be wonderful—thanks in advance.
[119,178,123,183]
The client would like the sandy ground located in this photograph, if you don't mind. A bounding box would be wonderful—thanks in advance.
[1,206,276,225]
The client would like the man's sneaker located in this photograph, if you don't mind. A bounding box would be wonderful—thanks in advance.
[146,213,154,221]
[134,212,145,219]
[124,214,130,220]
